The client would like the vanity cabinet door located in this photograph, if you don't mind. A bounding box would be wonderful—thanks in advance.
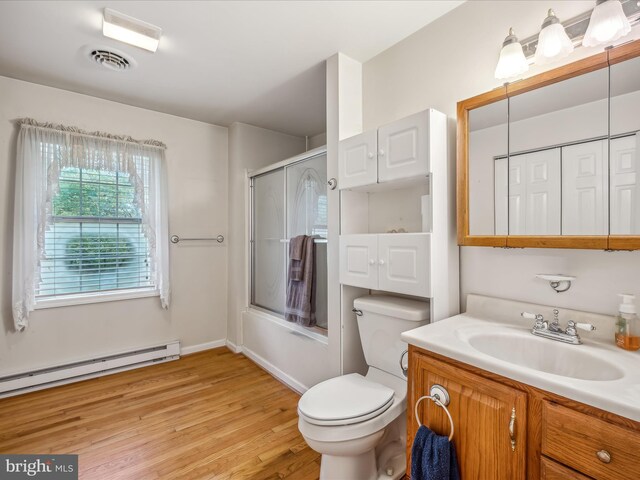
[338,130,378,190]
[339,234,378,289]
[377,233,430,297]
[378,110,429,183]
[409,353,527,479]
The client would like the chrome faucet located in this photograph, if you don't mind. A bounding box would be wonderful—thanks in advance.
[521,311,595,345]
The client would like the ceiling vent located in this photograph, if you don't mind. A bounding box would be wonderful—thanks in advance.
[89,48,134,71]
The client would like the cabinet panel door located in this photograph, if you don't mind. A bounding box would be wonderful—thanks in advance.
[378,111,429,183]
[338,130,378,190]
[610,135,640,235]
[339,234,378,289]
[507,149,561,235]
[562,140,608,235]
[409,353,527,479]
[494,157,509,235]
[378,233,430,297]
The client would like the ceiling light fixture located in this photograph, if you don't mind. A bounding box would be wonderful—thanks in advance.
[495,28,529,80]
[583,0,632,47]
[534,10,574,65]
[102,8,162,53]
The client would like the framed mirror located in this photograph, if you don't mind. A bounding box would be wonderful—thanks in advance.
[457,39,640,250]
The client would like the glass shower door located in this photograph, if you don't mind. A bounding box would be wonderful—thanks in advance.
[251,168,285,315]
[250,153,328,330]
[286,153,328,329]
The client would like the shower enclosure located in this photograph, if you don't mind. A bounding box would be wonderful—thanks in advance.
[250,148,328,331]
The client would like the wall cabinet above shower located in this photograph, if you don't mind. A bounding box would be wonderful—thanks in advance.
[338,110,434,191]
[339,233,431,297]
[337,107,459,321]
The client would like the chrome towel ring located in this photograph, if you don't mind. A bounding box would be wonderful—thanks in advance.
[414,384,454,441]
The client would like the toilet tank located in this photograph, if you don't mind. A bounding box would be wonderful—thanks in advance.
[354,295,430,379]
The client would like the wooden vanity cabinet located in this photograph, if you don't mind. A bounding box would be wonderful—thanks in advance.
[409,350,527,479]
[407,345,640,480]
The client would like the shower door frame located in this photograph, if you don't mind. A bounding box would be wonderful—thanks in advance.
[248,146,329,339]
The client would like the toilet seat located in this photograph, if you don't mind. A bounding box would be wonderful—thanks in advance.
[298,373,395,426]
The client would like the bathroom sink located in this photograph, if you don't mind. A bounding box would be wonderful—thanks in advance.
[459,329,624,381]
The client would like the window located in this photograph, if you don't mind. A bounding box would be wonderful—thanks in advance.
[12,120,170,331]
[38,163,152,297]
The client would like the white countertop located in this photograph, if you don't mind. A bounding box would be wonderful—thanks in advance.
[401,295,640,422]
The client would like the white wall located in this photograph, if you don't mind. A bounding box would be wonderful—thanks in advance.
[0,76,229,375]
[308,132,327,149]
[363,0,640,316]
[226,122,305,347]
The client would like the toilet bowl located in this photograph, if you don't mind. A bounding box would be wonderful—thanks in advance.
[297,295,430,480]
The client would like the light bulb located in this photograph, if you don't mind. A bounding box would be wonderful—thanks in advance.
[534,10,574,65]
[495,28,529,80]
[583,0,631,47]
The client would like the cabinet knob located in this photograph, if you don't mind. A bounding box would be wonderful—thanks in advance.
[378,259,385,265]
[379,149,385,156]
[596,450,611,464]
[367,152,374,159]
[369,259,376,265]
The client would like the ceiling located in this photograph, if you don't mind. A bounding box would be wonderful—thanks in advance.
[0,1,463,137]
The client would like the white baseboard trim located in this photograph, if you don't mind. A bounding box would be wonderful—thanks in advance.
[241,346,308,394]
[180,339,226,355]
[225,340,242,353]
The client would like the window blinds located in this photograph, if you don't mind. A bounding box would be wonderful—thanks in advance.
[38,163,153,297]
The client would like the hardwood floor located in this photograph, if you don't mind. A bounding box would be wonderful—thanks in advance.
[0,348,321,479]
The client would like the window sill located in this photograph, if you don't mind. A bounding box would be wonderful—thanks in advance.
[35,288,159,310]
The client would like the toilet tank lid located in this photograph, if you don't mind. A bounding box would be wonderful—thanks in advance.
[353,295,430,322]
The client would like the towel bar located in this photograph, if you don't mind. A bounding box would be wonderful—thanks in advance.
[279,238,328,244]
[170,234,224,244]
[415,384,455,441]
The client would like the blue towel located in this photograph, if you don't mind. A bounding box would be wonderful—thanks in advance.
[411,425,460,480]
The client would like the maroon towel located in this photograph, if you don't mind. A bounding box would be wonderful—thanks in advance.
[288,235,306,281]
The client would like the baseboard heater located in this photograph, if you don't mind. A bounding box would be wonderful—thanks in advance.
[0,341,180,398]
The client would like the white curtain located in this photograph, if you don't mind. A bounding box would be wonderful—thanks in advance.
[12,119,170,331]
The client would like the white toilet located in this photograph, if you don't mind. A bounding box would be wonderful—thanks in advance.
[298,295,429,480]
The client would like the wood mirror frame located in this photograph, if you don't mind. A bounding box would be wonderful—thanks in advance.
[457,38,640,250]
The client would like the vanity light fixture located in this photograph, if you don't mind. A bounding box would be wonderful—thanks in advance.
[494,28,529,80]
[102,8,162,53]
[517,1,639,61]
[535,10,574,64]
[583,0,632,47]
[536,274,576,293]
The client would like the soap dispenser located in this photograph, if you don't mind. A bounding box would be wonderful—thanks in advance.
[615,294,640,351]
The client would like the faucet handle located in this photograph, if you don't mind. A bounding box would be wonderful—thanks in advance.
[574,321,596,332]
[566,320,596,336]
[522,312,547,330]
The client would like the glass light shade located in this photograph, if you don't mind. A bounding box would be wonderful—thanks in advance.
[583,0,631,47]
[495,40,529,80]
[535,23,574,65]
